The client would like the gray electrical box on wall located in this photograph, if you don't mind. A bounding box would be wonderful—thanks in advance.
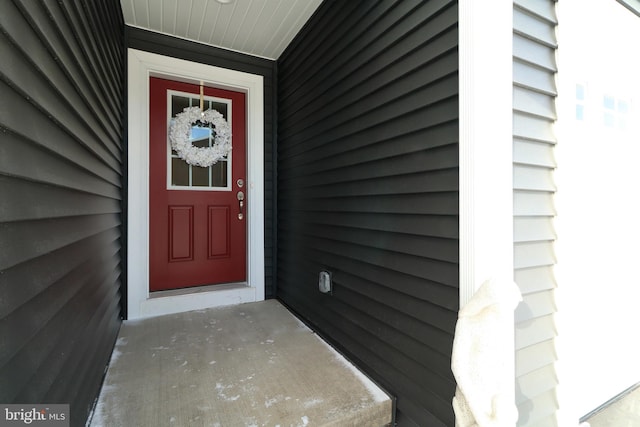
[318,270,332,294]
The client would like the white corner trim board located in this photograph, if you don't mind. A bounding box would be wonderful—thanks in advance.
[126,48,265,319]
[458,0,514,306]
[458,2,515,426]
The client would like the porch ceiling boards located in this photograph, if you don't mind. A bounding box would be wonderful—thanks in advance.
[120,0,323,59]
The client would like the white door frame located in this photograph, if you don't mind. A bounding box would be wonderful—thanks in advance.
[127,48,265,319]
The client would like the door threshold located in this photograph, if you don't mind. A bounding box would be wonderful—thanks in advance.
[149,282,248,299]
[137,282,257,319]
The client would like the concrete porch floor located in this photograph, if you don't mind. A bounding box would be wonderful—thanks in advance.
[89,299,393,426]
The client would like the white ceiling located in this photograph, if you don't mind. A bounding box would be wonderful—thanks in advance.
[120,0,323,60]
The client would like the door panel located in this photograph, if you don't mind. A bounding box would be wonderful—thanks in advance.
[168,206,193,262]
[208,206,230,258]
[149,77,247,291]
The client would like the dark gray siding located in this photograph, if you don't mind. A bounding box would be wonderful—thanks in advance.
[126,27,278,298]
[0,1,124,425]
[277,1,459,425]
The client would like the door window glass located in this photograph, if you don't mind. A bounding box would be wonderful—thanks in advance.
[168,91,231,190]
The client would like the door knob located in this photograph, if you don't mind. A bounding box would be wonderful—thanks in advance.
[237,191,245,220]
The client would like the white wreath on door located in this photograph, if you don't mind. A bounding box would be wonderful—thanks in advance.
[169,106,231,167]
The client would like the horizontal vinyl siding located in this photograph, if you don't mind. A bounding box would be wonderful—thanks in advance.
[277,1,459,426]
[0,1,124,425]
[512,1,559,427]
[126,27,278,298]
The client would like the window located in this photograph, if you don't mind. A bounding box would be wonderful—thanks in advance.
[168,91,231,190]
[603,94,631,130]
[576,83,586,120]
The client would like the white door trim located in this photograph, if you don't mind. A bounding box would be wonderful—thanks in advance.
[127,48,265,319]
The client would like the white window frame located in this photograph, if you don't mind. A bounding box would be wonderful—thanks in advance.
[166,90,233,191]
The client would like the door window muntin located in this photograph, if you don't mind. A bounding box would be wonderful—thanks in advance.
[166,89,232,191]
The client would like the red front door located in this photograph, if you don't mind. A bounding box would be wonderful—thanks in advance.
[149,77,246,292]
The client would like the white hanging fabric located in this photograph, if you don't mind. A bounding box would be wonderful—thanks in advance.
[451,277,523,427]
